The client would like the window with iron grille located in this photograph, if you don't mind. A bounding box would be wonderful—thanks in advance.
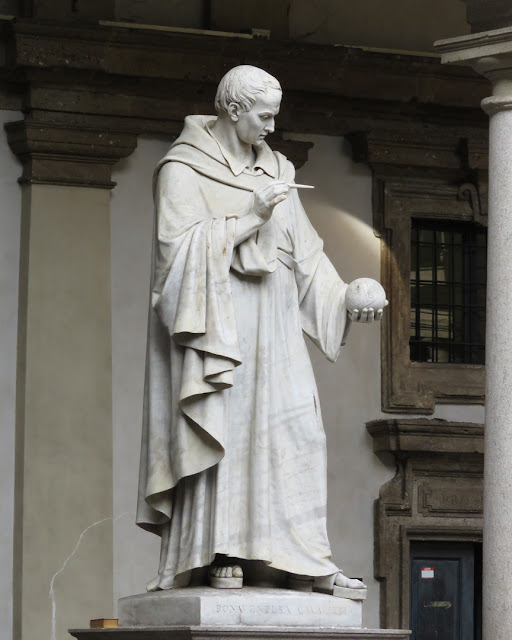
[410,219,487,365]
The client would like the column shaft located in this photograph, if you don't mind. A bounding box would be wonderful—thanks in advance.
[483,106,512,639]
[435,28,512,639]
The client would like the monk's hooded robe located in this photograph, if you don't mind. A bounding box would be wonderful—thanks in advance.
[137,115,352,590]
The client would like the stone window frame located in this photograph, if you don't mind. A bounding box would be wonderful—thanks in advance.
[349,130,488,413]
[378,177,487,412]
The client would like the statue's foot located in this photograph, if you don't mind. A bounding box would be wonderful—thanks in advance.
[288,571,366,596]
[288,574,314,592]
[332,572,366,590]
[329,572,367,600]
[208,564,243,589]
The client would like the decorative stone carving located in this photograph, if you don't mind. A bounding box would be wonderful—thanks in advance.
[457,182,486,223]
[420,486,483,516]
[367,419,483,630]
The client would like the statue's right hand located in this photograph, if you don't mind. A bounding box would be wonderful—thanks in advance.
[253,182,289,221]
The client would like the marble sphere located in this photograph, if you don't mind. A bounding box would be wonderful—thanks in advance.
[345,278,387,312]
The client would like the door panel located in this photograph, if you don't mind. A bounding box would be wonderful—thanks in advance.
[410,542,476,640]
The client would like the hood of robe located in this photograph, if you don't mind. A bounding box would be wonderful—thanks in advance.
[153,115,290,195]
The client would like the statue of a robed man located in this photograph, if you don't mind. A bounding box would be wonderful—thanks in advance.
[137,65,386,596]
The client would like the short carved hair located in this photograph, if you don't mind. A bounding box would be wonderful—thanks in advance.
[214,65,282,115]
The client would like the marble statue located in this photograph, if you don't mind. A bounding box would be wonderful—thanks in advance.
[136,65,387,596]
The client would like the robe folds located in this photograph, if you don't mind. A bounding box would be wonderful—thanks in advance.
[137,115,351,590]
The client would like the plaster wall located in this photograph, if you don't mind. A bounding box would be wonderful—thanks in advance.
[111,137,173,608]
[0,111,22,640]
[17,183,114,640]
[110,133,484,627]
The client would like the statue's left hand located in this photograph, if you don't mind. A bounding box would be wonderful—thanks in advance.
[349,300,388,323]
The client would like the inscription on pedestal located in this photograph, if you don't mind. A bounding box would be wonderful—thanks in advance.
[214,602,348,616]
[119,587,360,628]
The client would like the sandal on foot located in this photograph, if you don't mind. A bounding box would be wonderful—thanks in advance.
[209,565,243,589]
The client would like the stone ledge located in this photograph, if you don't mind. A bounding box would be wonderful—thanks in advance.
[367,418,484,455]
[69,626,411,640]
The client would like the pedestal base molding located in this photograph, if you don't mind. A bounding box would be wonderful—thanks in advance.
[70,627,410,640]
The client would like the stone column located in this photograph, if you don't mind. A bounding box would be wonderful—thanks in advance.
[435,26,512,640]
[6,120,136,640]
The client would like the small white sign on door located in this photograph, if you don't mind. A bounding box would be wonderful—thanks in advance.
[421,567,434,579]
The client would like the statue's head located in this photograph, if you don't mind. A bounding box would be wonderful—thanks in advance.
[214,65,282,146]
[215,65,282,115]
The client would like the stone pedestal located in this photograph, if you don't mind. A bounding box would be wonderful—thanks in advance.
[119,588,364,628]
[70,588,410,640]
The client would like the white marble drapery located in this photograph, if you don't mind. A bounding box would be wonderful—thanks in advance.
[137,116,351,589]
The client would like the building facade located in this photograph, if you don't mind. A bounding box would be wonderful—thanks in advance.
[2,1,509,638]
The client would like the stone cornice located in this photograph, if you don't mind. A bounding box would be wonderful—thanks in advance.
[1,19,490,129]
[436,27,512,114]
[0,19,493,184]
[3,19,485,101]
[367,418,484,456]
[5,120,137,188]
[436,25,512,62]
[348,129,479,174]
